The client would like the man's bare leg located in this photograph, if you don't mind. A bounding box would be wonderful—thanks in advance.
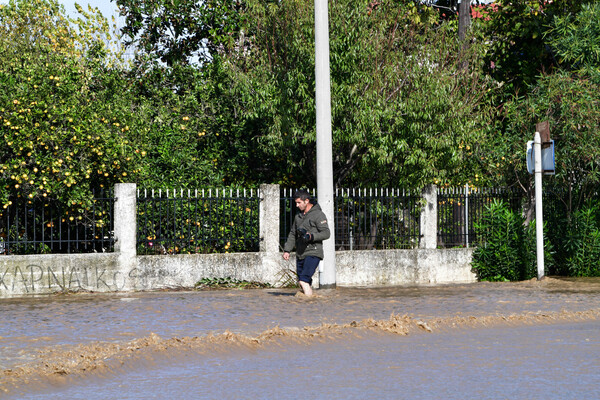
[298,280,313,297]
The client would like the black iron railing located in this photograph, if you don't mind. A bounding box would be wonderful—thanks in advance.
[335,188,422,250]
[280,188,422,250]
[437,186,523,248]
[136,188,260,255]
[5,184,577,255]
[0,191,115,254]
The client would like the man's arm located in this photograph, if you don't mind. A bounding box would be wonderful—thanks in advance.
[283,218,297,254]
[310,212,330,242]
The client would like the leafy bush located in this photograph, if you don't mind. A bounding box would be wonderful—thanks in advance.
[561,202,600,277]
[472,200,529,281]
[472,199,553,281]
[194,277,272,290]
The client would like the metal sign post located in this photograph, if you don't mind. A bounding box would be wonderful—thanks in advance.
[527,122,555,280]
[533,131,545,280]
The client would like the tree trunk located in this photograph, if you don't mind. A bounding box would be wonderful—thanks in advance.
[458,0,471,42]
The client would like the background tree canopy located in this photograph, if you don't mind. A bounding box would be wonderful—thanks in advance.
[1,0,600,206]
[178,0,499,188]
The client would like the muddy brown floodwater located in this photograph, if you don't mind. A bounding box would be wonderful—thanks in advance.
[1,277,600,399]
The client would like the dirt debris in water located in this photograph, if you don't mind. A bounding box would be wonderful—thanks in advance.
[2,308,599,396]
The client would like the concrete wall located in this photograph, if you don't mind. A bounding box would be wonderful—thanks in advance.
[0,249,475,297]
[0,183,477,298]
[336,248,475,286]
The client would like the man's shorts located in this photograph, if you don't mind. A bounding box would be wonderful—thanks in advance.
[296,256,321,285]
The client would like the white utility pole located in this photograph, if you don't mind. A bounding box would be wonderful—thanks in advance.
[534,131,545,280]
[314,0,336,289]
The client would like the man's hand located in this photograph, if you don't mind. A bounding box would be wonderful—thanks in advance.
[283,252,290,261]
[297,227,313,242]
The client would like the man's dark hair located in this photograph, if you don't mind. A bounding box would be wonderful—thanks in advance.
[293,189,313,202]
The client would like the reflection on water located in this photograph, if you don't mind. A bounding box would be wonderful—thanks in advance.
[1,277,600,398]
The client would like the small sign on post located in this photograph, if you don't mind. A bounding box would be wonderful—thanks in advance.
[526,140,555,175]
[526,121,555,175]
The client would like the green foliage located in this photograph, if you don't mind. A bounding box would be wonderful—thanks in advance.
[0,0,235,217]
[115,0,244,66]
[194,277,271,289]
[127,66,230,188]
[545,2,600,76]
[472,199,537,281]
[476,0,583,95]
[214,0,497,188]
[0,0,123,63]
[0,0,143,214]
[559,201,600,277]
[495,71,600,205]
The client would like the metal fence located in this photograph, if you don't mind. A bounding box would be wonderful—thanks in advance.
[0,191,114,255]
[136,188,260,255]
[437,185,523,248]
[5,185,572,255]
[281,188,422,250]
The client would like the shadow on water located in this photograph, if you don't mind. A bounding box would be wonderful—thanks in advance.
[265,291,298,297]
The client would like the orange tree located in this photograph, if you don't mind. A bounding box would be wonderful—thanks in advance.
[0,0,146,215]
[0,0,227,216]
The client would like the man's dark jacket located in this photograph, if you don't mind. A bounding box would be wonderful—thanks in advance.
[283,202,330,260]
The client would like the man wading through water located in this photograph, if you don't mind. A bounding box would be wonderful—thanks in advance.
[283,189,330,297]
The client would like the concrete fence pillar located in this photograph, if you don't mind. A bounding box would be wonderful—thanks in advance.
[259,184,280,253]
[114,183,137,256]
[114,183,137,289]
[420,184,437,249]
[259,184,282,284]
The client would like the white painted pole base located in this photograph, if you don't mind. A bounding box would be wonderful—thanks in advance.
[534,132,545,280]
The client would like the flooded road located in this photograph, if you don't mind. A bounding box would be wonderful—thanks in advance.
[1,277,600,399]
